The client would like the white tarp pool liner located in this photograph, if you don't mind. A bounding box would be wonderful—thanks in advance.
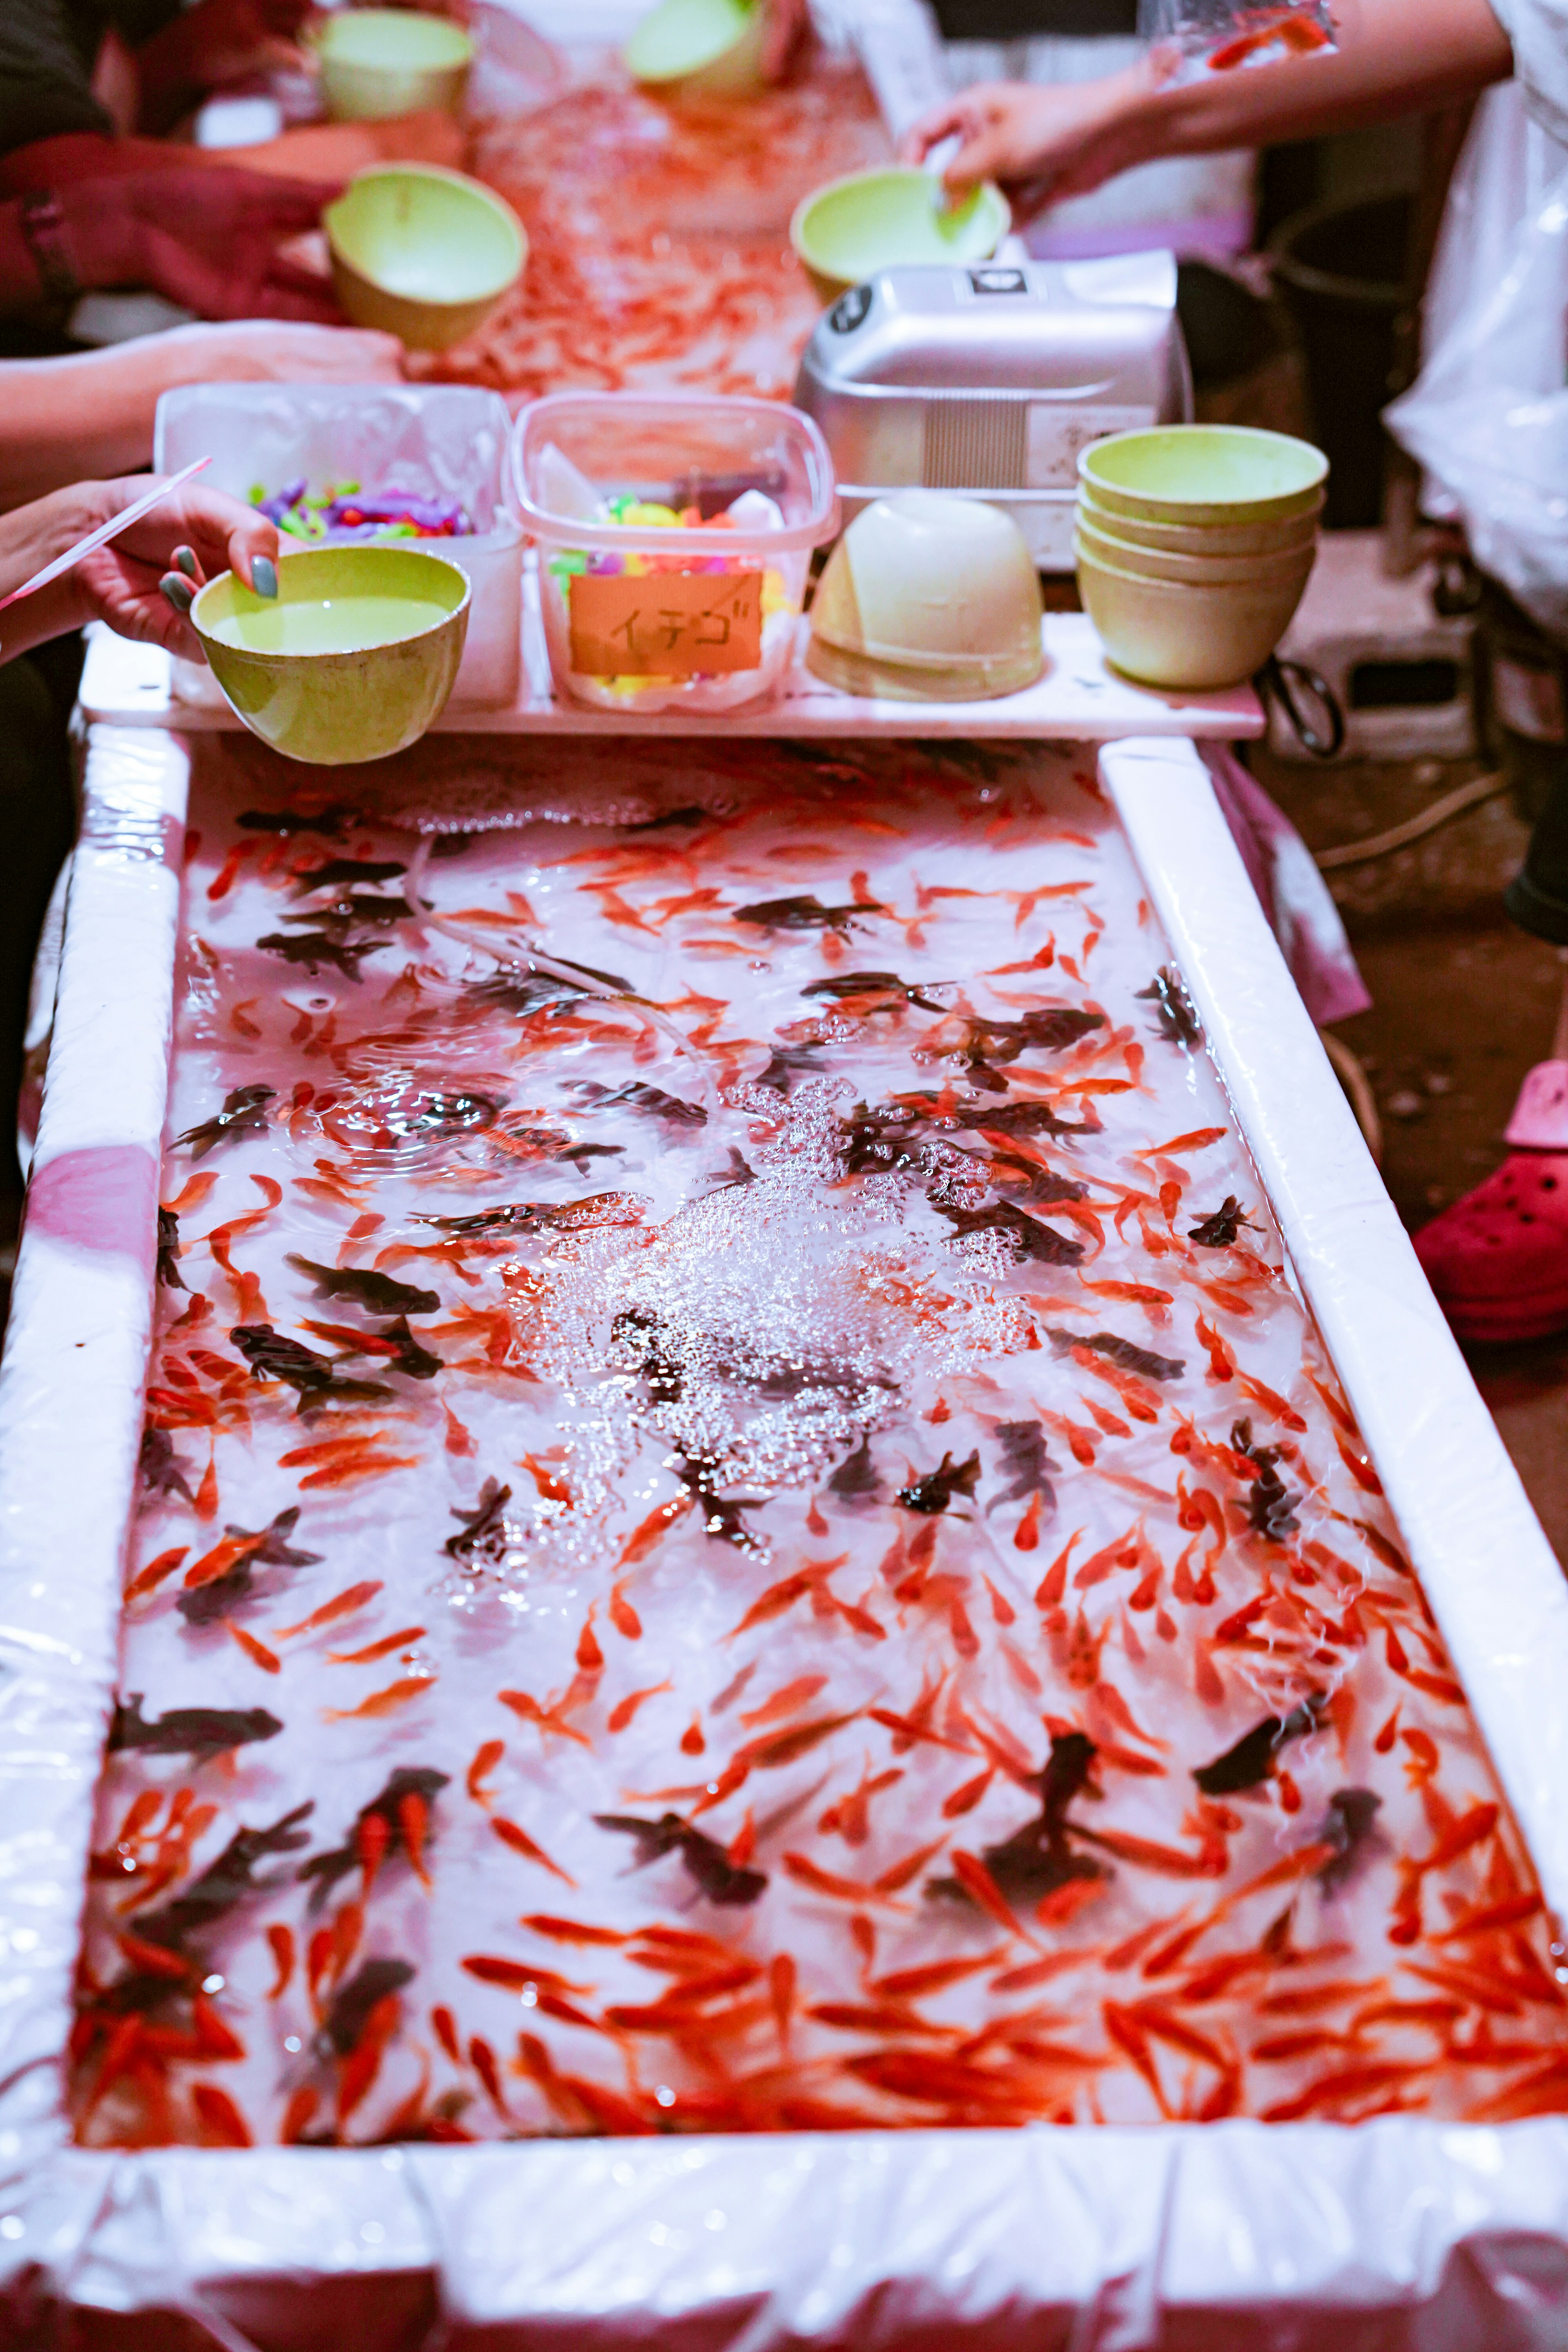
[2,724,1568,2344]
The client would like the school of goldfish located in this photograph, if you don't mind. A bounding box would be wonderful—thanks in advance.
[426,52,889,402]
[71,731,1568,2150]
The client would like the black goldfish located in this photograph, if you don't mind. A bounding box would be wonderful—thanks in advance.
[594,1811,767,1906]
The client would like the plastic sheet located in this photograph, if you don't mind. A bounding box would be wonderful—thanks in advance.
[5,725,1568,2341]
[0,724,189,2216]
[1386,88,1568,640]
[1199,744,1370,1027]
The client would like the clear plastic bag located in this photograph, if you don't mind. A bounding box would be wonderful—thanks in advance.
[1387,88,1568,639]
[1136,0,1335,80]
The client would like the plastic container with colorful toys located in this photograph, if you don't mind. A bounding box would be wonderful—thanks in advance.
[512,392,839,715]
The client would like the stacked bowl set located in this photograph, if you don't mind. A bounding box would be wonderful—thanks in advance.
[1074,425,1327,691]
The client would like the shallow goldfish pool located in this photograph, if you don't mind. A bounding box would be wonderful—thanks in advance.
[65,731,1568,2154]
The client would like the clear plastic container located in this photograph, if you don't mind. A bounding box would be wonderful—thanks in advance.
[154,383,522,708]
[510,393,838,715]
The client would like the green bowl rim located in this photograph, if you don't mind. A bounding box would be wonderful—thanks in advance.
[1074,512,1317,577]
[191,545,472,666]
[314,9,476,66]
[788,167,1011,277]
[324,164,527,312]
[624,0,760,83]
[1077,480,1324,537]
[1077,425,1329,511]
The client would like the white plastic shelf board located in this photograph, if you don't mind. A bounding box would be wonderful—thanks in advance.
[79,610,1267,746]
[0,723,1567,2348]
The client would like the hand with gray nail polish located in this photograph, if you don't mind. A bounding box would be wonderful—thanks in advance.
[0,474,280,660]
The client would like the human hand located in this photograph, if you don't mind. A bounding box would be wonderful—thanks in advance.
[0,481,280,665]
[761,0,813,84]
[136,0,320,124]
[902,64,1166,217]
[72,481,281,657]
[164,318,405,383]
[64,170,345,323]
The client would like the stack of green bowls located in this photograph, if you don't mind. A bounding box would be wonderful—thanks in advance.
[1075,425,1327,691]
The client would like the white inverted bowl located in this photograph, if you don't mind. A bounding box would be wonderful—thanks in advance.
[809,491,1043,700]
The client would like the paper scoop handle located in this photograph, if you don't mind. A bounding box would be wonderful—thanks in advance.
[0,456,211,615]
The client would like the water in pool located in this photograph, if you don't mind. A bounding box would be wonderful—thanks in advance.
[205,594,451,655]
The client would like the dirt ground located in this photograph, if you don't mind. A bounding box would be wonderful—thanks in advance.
[1256,741,1568,1561]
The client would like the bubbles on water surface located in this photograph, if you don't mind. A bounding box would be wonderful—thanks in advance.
[478,1085,1036,1557]
[318,1076,504,1163]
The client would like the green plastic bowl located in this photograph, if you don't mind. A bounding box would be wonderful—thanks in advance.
[1078,425,1328,526]
[791,168,1010,305]
[1076,538,1310,691]
[191,544,470,766]
[1077,480,1323,557]
[1076,510,1317,587]
[325,165,527,353]
[624,0,765,96]
[316,9,474,122]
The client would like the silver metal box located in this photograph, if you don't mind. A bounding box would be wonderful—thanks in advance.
[793,253,1192,570]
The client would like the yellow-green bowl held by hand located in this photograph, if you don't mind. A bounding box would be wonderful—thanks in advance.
[325,166,526,353]
[1079,425,1327,526]
[791,169,1010,306]
[624,0,765,98]
[191,544,470,765]
[315,9,474,122]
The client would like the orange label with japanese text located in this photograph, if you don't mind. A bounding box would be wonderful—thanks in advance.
[568,569,764,677]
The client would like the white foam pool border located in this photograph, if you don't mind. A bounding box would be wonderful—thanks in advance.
[1103,735,1568,1934]
[2,724,1568,2346]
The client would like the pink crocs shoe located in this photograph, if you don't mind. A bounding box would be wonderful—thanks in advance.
[1414,1060,1568,1343]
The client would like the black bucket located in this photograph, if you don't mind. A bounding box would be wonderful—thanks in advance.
[1268,192,1412,530]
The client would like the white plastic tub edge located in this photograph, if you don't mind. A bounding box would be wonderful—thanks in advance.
[1103,735,1568,1936]
[3,725,1568,2346]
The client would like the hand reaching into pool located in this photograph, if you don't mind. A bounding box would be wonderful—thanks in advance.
[135,0,321,132]
[902,0,1514,217]
[761,0,813,83]
[3,171,346,326]
[0,481,281,668]
[902,68,1168,220]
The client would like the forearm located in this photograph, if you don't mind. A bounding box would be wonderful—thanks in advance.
[0,576,89,666]
[1119,0,1512,165]
[0,176,145,330]
[0,132,224,193]
[0,206,50,322]
[129,12,207,136]
[0,328,273,509]
[0,490,96,664]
